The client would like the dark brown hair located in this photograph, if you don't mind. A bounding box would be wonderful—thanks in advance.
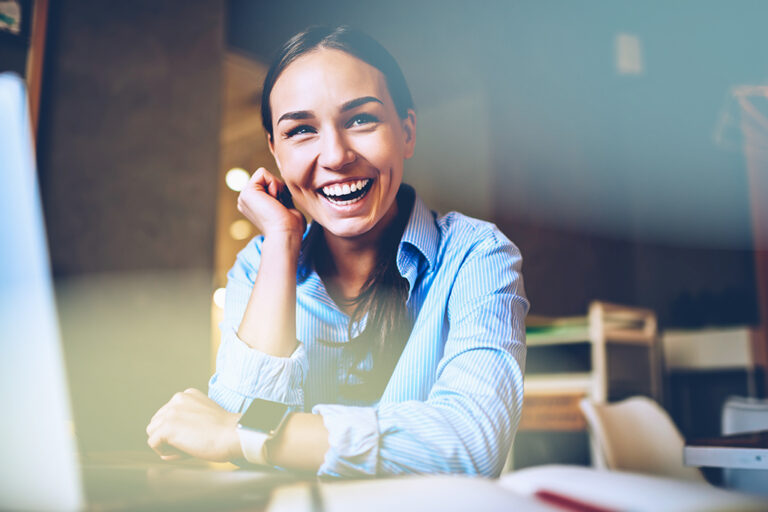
[261,25,415,140]
[264,26,416,401]
[306,187,415,402]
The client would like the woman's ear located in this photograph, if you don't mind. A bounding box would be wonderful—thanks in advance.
[402,110,416,159]
[267,134,282,170]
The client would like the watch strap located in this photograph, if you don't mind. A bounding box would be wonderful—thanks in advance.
[237,427,269,465]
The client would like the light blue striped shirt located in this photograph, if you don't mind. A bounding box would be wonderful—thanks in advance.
[209,188,528,478]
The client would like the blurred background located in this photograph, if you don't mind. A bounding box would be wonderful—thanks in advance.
[2,0,766,472]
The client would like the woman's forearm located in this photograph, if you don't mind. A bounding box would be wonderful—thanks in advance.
[266,412,329,471]
[237,233,302,357]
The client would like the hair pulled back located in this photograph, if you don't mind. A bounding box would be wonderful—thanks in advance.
[261,25,414,140]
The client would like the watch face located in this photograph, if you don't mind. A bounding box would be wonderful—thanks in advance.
[239,398,290,433]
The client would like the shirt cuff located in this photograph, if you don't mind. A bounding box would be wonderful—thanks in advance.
[213,326,307,407]
[311,404,379,477]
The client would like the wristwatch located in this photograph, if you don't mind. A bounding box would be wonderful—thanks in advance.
[237,398,292,466]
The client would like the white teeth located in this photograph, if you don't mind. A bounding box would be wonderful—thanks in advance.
[321,178,371,198]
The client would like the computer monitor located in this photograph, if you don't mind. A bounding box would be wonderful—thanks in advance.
[0,72,84,511]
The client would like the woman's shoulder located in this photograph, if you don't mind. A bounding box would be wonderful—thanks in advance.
[434,209,517,254]
[240,234,266,258]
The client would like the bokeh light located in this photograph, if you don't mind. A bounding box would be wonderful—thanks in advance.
[225,168,250,192]
[212,287,226,309]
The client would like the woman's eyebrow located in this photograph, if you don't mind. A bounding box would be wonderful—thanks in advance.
[276,110,314,125]
[276,97,383,125]
[341,96,383,112]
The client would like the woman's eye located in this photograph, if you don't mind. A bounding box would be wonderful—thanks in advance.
[347,113,379,128]
[285,125,316,138]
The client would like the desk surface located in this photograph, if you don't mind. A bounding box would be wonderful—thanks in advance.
[80,451,298,511]
[684,431,768,470]
[266,466,768,512]
[266,476,559,512]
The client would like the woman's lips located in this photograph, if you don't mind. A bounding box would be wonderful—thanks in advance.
[319,178,373,205]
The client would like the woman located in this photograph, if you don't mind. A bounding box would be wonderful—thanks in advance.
[147,25,528,478]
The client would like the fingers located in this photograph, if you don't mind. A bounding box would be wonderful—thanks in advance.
[147,403,171,457]
[147,398,172,438]
[236,168,305,239]
[147,429,169,457]
[267,177,280,199]
[243,167,294,206]
[147,431,187,461]
[146,388,244,463]
[146,390,200,459]
[145,388,213,458]
[158,444,189,461]
[160,453,188,462]
[237,169,285,223]
[248,167,281,196]
[146,389,197,436]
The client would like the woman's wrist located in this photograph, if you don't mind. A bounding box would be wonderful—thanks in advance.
[261,231,303,258]
[263,413,328,472]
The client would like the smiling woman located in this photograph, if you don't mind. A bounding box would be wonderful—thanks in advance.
[146,25,529,478]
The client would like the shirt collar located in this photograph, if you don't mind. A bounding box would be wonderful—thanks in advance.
[398,185,439,272]
[296,184,440,283]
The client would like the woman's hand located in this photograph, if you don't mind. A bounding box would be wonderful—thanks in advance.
[146,388,242,462]
[237,167,306,241]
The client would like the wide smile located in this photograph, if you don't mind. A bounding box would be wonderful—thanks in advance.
[318,178,373,206]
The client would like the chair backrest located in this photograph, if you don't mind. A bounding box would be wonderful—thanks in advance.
[579,396,706,482]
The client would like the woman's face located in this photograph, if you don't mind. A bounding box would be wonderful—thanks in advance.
[268,48,416,241]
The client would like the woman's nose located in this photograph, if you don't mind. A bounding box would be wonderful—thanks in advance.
[317,129,355,170]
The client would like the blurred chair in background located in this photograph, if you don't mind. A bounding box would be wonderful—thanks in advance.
[579,396,706,482]
[721,396,768,495]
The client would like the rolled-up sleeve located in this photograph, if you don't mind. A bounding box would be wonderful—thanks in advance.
[311,230,528,477]
[311,404,380,477]
[208,237,308,413]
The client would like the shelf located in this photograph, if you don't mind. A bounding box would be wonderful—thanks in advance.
[603,329,656,345]
[525,373,594,394]
[527,327,590,346]
[513,302,661,471]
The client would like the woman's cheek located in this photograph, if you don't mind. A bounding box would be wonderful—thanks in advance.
[277,157,298,182]
[277,149,312,184]
[361,133,400,167]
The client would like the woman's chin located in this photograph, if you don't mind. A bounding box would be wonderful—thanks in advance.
[310,186,399,242]
[319,218,378,240]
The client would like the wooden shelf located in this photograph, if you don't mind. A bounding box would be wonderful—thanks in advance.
[510,301,662,471]
[527,328,590,346]
[525,373,594,394]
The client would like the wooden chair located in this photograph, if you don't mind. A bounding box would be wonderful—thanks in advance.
[579,396,707,482]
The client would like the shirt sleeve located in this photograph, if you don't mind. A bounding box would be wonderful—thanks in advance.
[208,236,308,413]
[313,229,528,478]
